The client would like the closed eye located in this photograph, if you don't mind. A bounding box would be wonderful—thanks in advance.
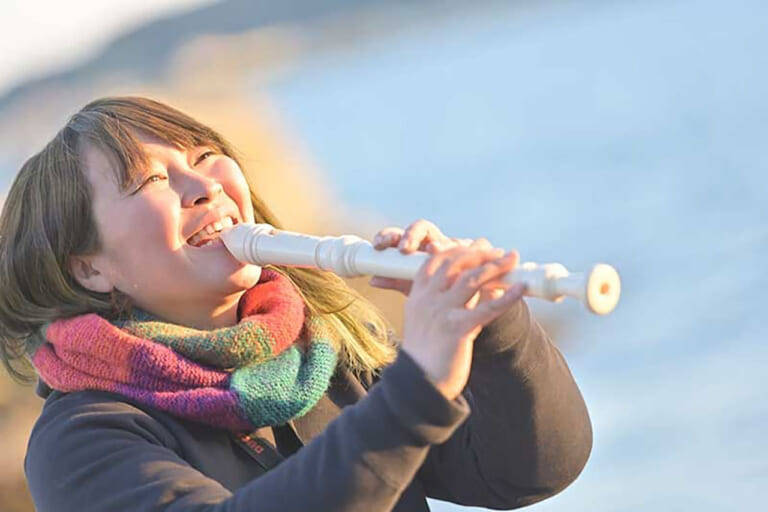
[195,150,216,165]
[145,175,167,185]
[128,173,166,194]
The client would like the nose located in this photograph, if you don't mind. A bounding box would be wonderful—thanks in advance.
[184,175,224,207]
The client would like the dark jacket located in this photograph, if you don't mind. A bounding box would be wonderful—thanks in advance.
[24,299,592,511]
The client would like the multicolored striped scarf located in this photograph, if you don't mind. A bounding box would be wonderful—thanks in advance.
[28,268,339,432]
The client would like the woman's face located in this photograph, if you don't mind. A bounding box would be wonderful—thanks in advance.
[73,131,262,328]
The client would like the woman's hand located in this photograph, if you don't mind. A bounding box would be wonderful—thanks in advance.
[369,219,505,300]
[369,219,526,400]
[402,243,526,400]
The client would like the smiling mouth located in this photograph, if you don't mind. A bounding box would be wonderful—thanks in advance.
[187,216,239,248]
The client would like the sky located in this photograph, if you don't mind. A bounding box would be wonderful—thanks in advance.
[0,0,215,96]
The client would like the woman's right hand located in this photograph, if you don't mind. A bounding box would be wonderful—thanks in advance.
[401,244,526,400]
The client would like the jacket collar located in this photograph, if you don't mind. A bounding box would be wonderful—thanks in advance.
[35,377,52,399]
[290,366,370,444]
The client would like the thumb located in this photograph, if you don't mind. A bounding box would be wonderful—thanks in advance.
[369,276,412,296]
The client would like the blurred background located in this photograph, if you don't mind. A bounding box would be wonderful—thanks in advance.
[1,1,765,511]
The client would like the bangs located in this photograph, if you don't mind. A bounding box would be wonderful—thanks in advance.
[67,97,230,191]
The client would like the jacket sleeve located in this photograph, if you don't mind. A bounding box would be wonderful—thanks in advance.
[24,349,470,512]
[415,298,593,510]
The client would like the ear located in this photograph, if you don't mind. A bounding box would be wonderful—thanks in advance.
[67,255,115,294]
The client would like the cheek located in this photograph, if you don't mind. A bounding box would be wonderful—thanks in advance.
[229,181,254,224]
[213,160,254,223]
[137,201,179,241]
[105,201,181,263]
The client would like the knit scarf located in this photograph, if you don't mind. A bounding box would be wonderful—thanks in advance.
[28,268,339,433]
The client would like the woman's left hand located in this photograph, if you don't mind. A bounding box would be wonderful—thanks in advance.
[369,218,518,299]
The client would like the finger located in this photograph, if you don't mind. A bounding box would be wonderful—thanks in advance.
[428,247,507,293]
[369,276,412,295]
[480,284,510,302]
[413,244,502,288]
[369,276,411,294]
[453,237,474,247]
[445,250,520,306]
[459,282,527,329]
[447,238,494,257]
[413,244,468,288]
[470,237,493,250]
[426,238,459,253]
[373,227,405,249]
[369,276,389,287]
[398,219,450,253]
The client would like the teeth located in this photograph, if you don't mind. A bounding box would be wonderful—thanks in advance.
[190,231,220,247]
[187,216,236,247]
[188,233,201,246]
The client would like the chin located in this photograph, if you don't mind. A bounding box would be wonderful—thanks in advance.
[223,264,263,290]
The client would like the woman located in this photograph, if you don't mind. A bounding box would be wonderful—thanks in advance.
[0,97,592,511]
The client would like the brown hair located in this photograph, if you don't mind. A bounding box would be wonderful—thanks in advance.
[0,96,397,385]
